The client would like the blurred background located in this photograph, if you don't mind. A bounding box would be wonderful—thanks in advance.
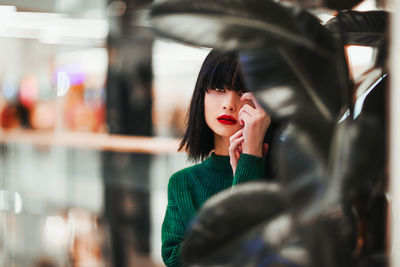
[0,0,386,266]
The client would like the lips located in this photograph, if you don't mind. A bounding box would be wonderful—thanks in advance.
[217,115,237,125]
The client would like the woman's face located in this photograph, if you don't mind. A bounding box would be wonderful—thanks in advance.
[204,88,251,138]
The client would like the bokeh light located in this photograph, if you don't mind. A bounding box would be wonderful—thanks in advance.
[56,71,70,97]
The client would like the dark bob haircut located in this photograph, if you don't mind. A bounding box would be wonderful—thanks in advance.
[179,49,246,162]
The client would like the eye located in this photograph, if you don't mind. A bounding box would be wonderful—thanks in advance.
[214,88,225,92]
[238,90,246,96]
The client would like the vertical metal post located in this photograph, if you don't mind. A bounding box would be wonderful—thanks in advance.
[389,0,400,266]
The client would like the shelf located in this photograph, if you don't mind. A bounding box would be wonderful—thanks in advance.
[0,129,181,154]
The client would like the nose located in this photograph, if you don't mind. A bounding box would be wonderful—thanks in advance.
[222,91,237,112]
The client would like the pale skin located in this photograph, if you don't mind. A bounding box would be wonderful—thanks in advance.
[204,88,271,175]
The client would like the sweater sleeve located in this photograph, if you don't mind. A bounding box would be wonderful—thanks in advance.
[161,173,193,267]
[233,153,265,185]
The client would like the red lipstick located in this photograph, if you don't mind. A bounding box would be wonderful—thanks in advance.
[217,115,237,125]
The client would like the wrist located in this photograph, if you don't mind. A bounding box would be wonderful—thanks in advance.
[242,145,262,157]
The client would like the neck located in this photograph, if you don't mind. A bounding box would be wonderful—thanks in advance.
[214,134,230,156]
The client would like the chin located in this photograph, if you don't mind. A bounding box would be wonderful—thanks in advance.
[215,128,239,138]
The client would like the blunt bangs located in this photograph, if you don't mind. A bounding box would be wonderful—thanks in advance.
[201,51,246,93]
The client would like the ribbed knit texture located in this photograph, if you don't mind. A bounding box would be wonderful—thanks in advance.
[161,153,265,267]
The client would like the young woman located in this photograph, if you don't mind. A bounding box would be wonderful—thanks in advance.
[161,50,271,267]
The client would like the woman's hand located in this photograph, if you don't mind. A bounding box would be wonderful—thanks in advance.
[229,93,270,175]
[229,129,244,175]
[238,92,271,157]
[229,130,269,175]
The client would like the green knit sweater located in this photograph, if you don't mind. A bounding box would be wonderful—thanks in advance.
[161,153,265,267]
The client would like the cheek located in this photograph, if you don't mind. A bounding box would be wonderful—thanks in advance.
[204,106,211,127]
[204,94,220,113]
[204,95,214,126]
[238,102,247,111]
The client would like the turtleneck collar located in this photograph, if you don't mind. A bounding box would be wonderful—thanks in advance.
[202,153,232,172]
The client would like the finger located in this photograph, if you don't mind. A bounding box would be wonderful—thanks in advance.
[229,128,243,143]
[262,143,269,157]
[229,152,237,166]
[235,150,241,159]
[235,142,243,160]
[240,92,262,110]
[229,137,244,158]
[239,104,256,118]
[229,136,244,151]
[230,137,244,165]
[238,109,250,126]
[238,111,252,126]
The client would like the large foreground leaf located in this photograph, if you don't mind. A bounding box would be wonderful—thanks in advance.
[326,11,389,47]
[150,0,333,55]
